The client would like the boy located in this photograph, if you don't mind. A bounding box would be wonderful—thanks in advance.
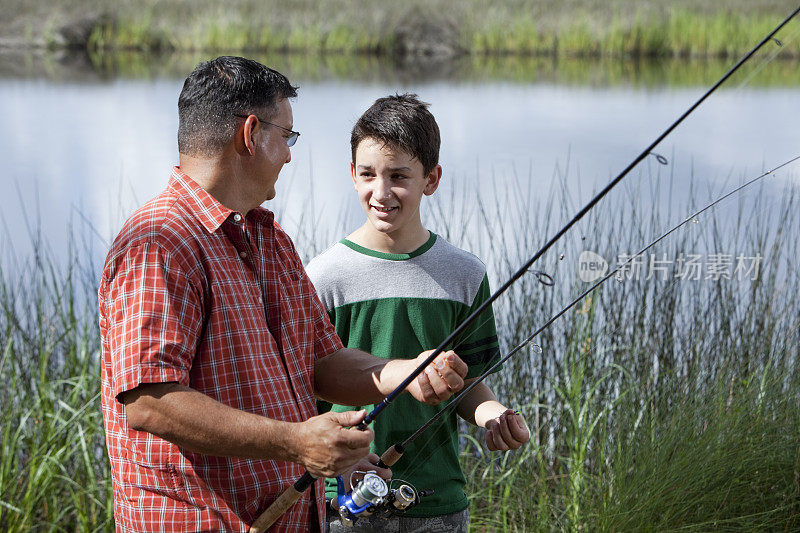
[306,94,530,532]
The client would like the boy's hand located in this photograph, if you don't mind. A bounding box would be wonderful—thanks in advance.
[405,350,467,405]
[335,453,392,491]
[485,409,530,451]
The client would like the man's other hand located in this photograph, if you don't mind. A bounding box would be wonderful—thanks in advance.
[335,452,392,491]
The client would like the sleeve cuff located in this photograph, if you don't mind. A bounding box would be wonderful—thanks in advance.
[112,365,189,402]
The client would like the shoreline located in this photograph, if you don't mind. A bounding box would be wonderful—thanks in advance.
[4,4,800,59]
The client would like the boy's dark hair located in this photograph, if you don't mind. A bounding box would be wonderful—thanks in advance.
[351,94,440,174]
[178,56,298,157]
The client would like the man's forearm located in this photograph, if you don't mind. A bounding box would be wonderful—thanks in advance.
[121,382,376,478]
[313,348,397,405]
[121,382,297,461]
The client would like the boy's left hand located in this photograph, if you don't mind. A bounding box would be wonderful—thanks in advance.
[485,409,530,451]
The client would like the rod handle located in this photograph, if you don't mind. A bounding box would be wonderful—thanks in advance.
[377,443,405,468]
[249,472,316,533]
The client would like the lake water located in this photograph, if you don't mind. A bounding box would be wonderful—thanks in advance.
[2,52,800,275]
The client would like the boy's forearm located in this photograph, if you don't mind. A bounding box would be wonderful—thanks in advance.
[456,381,508,427]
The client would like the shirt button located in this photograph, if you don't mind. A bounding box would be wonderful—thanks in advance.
[239,251,247,259]
[233,213,242,222]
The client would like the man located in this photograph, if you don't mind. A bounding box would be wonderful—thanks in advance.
[99,56,467,533]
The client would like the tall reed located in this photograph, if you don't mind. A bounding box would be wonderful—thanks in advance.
[0,224,111,531]
[444,169,800,530]
[7,0,800,58]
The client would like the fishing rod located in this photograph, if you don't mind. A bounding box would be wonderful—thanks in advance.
[371,155,800,478]
[248,7,800,531]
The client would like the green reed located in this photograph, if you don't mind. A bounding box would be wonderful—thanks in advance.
[86,8,800,58]
[445,170,800,530]
[0,227,111,531]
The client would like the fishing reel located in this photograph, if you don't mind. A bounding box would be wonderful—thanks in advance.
[330,471,432,527]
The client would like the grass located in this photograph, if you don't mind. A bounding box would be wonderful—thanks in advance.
[1,165,799,530]
[4,1,800,58]
[0,226,111,531]
[446,167,800,530]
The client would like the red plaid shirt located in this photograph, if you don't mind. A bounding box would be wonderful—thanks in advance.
[99,168,342,532]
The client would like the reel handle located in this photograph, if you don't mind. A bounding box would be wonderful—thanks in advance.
[377,443,405,468]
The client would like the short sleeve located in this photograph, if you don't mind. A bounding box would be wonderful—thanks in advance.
[454,274,501,379]
[103,242,203,400]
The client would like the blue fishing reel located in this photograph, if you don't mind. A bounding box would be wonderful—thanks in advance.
[331,472,429,527]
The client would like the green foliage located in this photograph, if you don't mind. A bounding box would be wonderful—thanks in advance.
[0,235,111,531]
[593,365,800,531]
[12,0,800,58]
[448,171,800,530]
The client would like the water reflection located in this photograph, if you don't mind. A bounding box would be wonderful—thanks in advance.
[5,48,800,87]
[1,50,799,271]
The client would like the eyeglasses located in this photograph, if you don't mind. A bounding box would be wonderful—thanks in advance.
[233,113,300,147]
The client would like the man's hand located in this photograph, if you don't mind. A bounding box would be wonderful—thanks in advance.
[335,453,392,491]
[289,410,375,478]
[403,350,468,405]
[484,409,530,451]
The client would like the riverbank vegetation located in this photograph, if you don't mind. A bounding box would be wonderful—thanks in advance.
[3,1,800,58]
[2,167,798,530]
[451,173,800,530]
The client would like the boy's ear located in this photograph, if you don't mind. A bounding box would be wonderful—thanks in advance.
[423,165,442,196]
[350,161,357,189]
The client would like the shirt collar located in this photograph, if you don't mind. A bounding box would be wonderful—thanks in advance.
[169,167,274,232]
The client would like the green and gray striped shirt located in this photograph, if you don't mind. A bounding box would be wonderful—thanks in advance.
[306,232,500,517]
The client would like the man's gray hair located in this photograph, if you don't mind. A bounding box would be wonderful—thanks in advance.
[177,56,298,157]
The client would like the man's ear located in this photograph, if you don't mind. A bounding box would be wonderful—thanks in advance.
[423,164,442,196]
[235,115,260,156]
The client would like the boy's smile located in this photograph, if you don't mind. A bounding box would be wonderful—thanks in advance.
[370,204,398,215]
[350,138,441,253]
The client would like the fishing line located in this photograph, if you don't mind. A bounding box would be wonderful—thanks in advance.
[396,161,799,483]
[368,8,800,478]
[734,19,800,90]
[390,154,800,479]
